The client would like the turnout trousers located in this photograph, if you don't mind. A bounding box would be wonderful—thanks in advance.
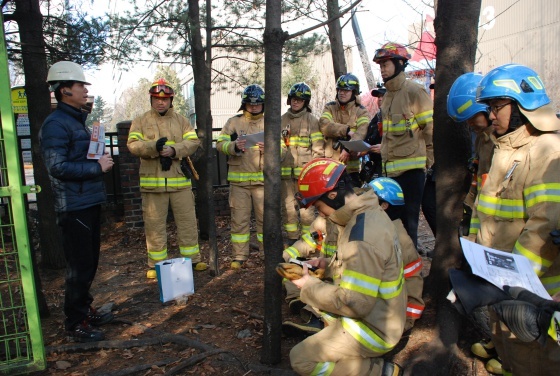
[59,205,101,330]
[491,310,560,376]
[142,189,200,267]
[229,184,264,261]
[281,179,316,240]
[290,319,387,376]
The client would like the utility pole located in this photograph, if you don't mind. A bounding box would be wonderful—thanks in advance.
[351,8,375,92]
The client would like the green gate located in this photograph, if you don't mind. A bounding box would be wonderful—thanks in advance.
[0,15,46,375]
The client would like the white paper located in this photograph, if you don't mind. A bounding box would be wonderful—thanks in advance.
[340,140,371,152]
[239,131,264,148]
[460,238,551,300]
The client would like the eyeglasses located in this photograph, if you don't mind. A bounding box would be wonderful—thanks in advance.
[486,102,512,115]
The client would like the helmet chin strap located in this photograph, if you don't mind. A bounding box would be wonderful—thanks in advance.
[317,174,353,210]
[383,59,406,83]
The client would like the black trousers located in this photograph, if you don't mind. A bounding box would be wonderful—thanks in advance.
[394,169,426,248]
[422,172,437,237]
[58,205,101,330]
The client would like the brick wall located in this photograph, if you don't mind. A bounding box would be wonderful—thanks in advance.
[116,121,231,228]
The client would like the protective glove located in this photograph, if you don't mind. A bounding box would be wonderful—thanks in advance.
[491,300,542,343]
[156,137,168,152]
[275,263,324,280]
[160,157,172,171]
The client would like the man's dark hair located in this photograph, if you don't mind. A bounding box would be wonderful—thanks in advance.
[54,81,75,102]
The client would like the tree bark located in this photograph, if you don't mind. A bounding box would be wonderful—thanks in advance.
[13,2,65,269]
[406,1,482,373]
[187,0,220,275]
[261,0,286,365]
[326,0,347,81]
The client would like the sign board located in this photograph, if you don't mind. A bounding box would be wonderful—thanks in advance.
[11,87,28,114]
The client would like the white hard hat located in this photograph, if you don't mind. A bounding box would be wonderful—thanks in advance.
[47,61,90,88]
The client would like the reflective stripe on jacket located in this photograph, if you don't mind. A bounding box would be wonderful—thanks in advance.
[127,108,200,193]
[319,97,370,172]
[281,109,324,179]
[300,190,407,352]
[474,125,560,295]
[380,72,434,177]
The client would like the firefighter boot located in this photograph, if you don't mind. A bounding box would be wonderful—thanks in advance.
[485,358,503,375]
[380,361,403,376]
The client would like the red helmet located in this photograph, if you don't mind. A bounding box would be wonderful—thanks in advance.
[149,78,175,98]
[373,42,411,63]
[296,158,346,208]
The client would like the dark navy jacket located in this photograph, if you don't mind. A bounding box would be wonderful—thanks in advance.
[39,102,106,212]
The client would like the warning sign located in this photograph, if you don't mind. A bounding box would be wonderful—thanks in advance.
[11,87,28,114]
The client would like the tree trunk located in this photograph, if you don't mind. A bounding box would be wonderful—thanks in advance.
[13,0,65,270]
[326,0,347,80]
[261,0,286,365]
[406,1,482,374]
[187,0,220,275]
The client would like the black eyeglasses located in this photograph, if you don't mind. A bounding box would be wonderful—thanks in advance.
[486,102,512,115]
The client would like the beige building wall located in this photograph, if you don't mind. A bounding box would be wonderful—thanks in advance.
[476,0,560,111]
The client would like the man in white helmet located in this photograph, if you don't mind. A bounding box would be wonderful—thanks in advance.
[40,61,115,342]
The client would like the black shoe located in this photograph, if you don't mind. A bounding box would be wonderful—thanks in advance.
[67,321,105,342]
[282,316,324,337]
[288,298,305,315]
[381,361,403,376]
[88,306,114,326]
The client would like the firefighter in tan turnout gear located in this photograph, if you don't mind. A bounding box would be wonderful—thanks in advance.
[319,73,370,187]
[472,63,560,375]
[217,84,281,269]
[373,42,434,247]
[127,78,207,278]
[290,158,406,376]
[281,82,324,245]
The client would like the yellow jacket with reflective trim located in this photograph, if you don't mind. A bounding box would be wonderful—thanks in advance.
[127,108,200,193]
[319,97,370,172]
[282,215,339,266]
[281,109,324,179]
[380,72,434,177]
[216,111,276,186]
[300,190,407,350]
[474,125,560,295]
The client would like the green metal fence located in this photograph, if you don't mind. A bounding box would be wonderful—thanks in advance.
[0,16,46,375]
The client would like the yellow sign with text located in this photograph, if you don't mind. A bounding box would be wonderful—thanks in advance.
[11,87,28,114]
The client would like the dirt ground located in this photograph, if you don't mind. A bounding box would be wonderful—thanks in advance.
[31,212,491,376]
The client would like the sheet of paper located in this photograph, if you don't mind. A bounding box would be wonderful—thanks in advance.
[460,237,551,300]
[239,131,264,148]
[339,140,371,152]
[87,123,106,159]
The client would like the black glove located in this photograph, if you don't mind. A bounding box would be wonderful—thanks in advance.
[160,157,172,171]
[156,137,168,152]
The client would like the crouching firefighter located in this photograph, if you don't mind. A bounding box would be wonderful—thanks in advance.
[289,158,406,376]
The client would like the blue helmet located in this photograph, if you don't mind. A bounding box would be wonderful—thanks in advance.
[368,177,404,206]
[336,73,360,94]
[447,73,487,122]
[476,64,550,110]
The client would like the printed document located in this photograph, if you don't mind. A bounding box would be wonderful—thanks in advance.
[87,123,105,160]
[460,238,551,300]
[239,131,264,148]
[340,140,371,152]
